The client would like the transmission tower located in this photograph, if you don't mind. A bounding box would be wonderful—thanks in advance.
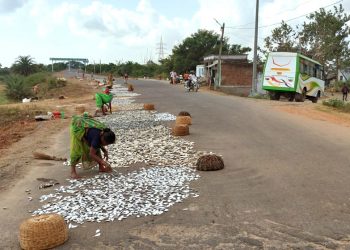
[156,36,166,62]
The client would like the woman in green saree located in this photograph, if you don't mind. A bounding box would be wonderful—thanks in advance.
[70,114,116,179]
[95,87,113,115]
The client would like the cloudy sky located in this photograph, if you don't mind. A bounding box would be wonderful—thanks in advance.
[0,0,349,67]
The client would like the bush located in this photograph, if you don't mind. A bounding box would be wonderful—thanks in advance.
[329,80,350,92]
[4,75,32,100]
[342,103,350,113]
[24,72,49,87]
[322,98,344,108]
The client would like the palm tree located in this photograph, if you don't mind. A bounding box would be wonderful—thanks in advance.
[12,55,36,76]
[4,74,31,100]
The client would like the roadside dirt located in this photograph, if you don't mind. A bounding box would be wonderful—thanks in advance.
[0,76,99,191]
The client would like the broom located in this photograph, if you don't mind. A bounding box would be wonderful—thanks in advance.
[33,152,67,161]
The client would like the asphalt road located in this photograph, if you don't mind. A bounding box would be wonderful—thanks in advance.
[2,78,350,249]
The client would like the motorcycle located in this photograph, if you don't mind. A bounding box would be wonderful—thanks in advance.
[185,78,199,92]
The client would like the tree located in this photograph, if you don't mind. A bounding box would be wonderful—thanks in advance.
[162,29,252,74]
[301,4,350,77]
[227,44,252,55]
[263,21,299,54]
[11,55,37,76]
[169,30,223,73]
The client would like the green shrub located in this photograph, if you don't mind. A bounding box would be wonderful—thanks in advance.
[24,72,49,87]
[322,98,345,108]
[330,80,350,92]
[4,75,32,100]
[342,103,350,113]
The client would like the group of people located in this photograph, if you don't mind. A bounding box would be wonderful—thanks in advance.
[170,70,197,87]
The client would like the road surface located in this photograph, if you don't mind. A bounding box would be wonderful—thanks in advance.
[1,78,350,249]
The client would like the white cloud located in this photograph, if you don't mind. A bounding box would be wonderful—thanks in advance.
[0,0,349,67]
[0,0,28,14]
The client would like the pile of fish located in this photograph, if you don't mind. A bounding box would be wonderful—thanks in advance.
[107,125,206,168]
[33,82,204,225]
[34,167,199,224]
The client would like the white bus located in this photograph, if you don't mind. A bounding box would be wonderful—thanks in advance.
[262,52,324,103]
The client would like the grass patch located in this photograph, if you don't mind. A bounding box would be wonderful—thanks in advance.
[0,85,10,105]
[0,104,47,126]
[322,98,350,113]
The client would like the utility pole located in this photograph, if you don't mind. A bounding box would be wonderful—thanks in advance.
[93,60,95,74]
[251,0,259,95]
[99,59,101,74]
[214,19,225,90]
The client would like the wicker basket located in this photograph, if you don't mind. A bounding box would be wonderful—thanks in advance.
[196,154,224,171]
[127,84,134,91]
[19,214,68,249]
[172,124,189,136]
[75,105,86,114]
[178,111,191,117]
[144,103,155,110]
[176,116,192,125]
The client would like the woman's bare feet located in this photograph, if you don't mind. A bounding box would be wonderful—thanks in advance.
[70,172,82,179]
[70,165,81,179]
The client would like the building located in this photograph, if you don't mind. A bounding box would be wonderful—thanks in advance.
[203,54,254,96]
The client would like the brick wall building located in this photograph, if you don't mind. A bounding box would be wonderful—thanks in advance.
[203,54,253,96]
[221,62,252,86]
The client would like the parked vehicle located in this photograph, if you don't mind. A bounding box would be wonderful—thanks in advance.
[262,52,324,103]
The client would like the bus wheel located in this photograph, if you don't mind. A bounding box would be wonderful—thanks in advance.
[288,93,295,102]
[269,91,280,100]
[312,91,320,103]
[275,92,281,100]
[295,89,306,102]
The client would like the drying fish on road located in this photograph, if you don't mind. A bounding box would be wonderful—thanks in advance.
[33,166,199,225]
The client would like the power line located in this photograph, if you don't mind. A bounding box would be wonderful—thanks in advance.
[226,0,343,30]
[227,0,319,29]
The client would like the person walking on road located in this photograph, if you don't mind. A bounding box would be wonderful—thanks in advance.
[124,73,129,84]
[341,83,349,101]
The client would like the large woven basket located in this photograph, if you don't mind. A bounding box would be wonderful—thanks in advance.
[176,116,192,125]
[196,154,224,171]
[19,214,68,249]
[144,103,155,110]
[178,111,191,117]
[172,124,189,136]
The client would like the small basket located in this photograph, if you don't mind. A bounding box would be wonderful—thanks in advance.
[127,84,134,91]
[178,111,191,117]
[144,103,155,110]
[176,116,192,125]
[19,214,68,250]
[196,154,224,171]
[172,124,189,136]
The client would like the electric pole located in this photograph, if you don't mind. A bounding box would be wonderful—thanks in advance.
[251,0,259,95]
[214,19,225,90]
